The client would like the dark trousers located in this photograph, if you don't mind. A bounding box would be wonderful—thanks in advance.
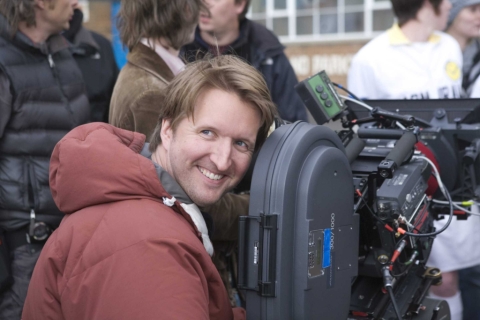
[459,264,480,320]
[0,243,43,320]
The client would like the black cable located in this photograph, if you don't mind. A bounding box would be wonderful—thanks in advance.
[402,187,454,238]
[387,286,403,320]
[358,178,454,238]
[391,260,414,278]
[360,188,452,238]
[332,82,361,100]
[359,196,387,225]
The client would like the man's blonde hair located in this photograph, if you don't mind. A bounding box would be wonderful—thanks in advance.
[149,55,278,153]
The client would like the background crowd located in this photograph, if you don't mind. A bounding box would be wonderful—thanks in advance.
[1,0,480,319]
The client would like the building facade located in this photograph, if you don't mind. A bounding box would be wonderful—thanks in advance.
[80,0,394,86]
[250,0,394,85]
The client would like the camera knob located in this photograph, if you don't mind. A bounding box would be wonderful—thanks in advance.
[406,194,412,203]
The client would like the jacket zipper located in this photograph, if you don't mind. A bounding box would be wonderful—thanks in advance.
[26,161,37,238]
[48,54,74,118]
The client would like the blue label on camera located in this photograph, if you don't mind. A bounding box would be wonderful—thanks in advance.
[323,229,331,268]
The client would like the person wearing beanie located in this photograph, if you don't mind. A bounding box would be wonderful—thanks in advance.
[447,0,480,46]
[446,0,480,96]
[445,4,480,319]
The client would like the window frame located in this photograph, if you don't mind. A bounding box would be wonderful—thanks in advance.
[248,0,393,43]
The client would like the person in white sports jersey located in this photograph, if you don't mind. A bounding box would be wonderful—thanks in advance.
[348,0,462,100]
[347,0,476,318]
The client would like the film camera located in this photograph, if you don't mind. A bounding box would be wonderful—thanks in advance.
[238,72,480,319]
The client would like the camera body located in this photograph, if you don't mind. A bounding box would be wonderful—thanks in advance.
[239,120,448,319]
[345,129,440,319]
[237,72,478,319]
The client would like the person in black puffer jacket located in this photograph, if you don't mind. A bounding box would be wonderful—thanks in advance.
[0,0,90,318]
[63,8,119,123]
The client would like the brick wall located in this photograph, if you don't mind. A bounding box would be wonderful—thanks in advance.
[285,41,367,87]
[82,2,113,40]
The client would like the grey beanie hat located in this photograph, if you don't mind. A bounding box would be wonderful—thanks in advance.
[448,0,480,28]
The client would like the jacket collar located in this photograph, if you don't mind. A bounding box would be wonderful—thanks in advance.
[127,43,175,84]
[189,19,284,68]
[140,143,192,205]
[69,27,100,54]
[140,143,214,256]
[387,23,441,45]
[192,19,251,51]
[62,9,99,57]
[227,19,249,49]
[140,39,184,76]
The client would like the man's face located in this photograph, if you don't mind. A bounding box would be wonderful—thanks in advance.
[434,0,452,30]
[199,0,246,34]
[160,88,261,207]
[450,4,480,39]
[38,0,78,35]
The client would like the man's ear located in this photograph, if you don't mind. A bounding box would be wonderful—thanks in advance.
[34,0,48,10]
[421,0,433,11]
[235,0,247,16]
[160,118,173,151]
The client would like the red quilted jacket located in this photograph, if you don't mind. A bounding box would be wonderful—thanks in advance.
[22,123,245,320]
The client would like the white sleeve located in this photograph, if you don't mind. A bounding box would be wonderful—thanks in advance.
[347,54,378,100]
[454,37,464,71]
[470,76,480,98]
[467,62,480,96]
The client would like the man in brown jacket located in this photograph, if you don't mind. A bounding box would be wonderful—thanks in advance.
[23,55,277,319]
[109,0,203,140]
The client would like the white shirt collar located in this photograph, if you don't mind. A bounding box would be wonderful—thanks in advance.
[140,38,185,76]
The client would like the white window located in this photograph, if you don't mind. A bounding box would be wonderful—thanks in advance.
[79,0,90,22]
[249,0,394,43]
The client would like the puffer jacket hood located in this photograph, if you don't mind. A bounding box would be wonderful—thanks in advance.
[50,122,166,214]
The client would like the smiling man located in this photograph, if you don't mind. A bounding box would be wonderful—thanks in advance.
[22,55,277,320]
[0,0,89,318]
[153,88,260,207]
